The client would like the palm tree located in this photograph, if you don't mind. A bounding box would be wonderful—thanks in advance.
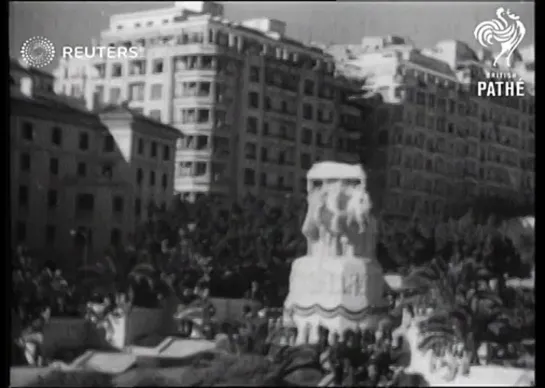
[402,257,507,362]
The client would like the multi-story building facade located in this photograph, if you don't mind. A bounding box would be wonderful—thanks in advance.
[330,36,535,217]
[53,2,366,204]
[10,59,180,263]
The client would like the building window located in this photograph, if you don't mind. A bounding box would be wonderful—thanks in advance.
[21,122,34,141]
[128,59,146,76]
[45,225,56,245]
[110,228,122,246]
[137,138,144,155]
[49,157,59,175]
[179,108,211,124]
[101,164,113,179]
[149,110,161,121]
[249,66,260,83]
[149,171,156,186]
[128,83,145,101]
[103,134,115,152]
[302,128,312,145]
[18,185,29,208]
[304,80,314,96]
[198,82,211,96]
[247,116,258,134]
[303,104,313,120]
[264,96,271,110]
[195,162,207,176]
[20,153,31,172]
[110,87,121,104]
[261,147,268,162]
[113,196,124,213]
[300,153,312,169]
[79,132,89,150]
[151,141,157,158]
[152,59,164,74]
[163,145,170,161]
[77,162,87,177]
[248,92,259,109]
[150,84,163,100]
[136,168,143,185]
[245,142,257,160]
[16,222,26,242]
[51,126,62,146]
[111,63,123,77]
[75,193,94,213]
[47,189,58,209]
[244,168,255,185]
[161,173,168,190]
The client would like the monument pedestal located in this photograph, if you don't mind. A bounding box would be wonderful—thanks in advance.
[284,255,389,344]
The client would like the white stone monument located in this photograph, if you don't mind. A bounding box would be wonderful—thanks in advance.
[284,162,389,343]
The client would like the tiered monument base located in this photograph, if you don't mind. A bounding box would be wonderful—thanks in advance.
[284,255,389,344]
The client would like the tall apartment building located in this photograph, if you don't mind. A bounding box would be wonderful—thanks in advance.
[330,36,535,217]
[10,59,180,264]
[54,2,367,204]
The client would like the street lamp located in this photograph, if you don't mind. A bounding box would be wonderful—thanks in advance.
[70,228,89,267]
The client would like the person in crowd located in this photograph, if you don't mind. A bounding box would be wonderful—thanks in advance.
[242,304,254,320]
[328,332,345,385]
[245,280,266,305]
[363,358,380,387]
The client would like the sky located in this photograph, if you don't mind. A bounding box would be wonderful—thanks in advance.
[10,1,534,71]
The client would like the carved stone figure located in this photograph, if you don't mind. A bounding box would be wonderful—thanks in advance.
[284,162,388,343]
[301,162,376,258]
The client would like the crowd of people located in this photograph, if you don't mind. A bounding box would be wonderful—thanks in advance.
[209,303,432,387]
[10,196,534,384]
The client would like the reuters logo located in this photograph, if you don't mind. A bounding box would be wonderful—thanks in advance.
[20,36,56,68]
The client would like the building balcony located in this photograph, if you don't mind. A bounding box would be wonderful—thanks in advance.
[262,133,296,144]
[172,94,216,106]
[265,82,298,97]
[172,122,229,134]
[173,68,219,79]
[174,176,230,194]
[176,147,213,159]
[264,108,297,122]
[175,174,210,185]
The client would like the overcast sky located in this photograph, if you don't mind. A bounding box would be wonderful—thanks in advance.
[10,1,534,71]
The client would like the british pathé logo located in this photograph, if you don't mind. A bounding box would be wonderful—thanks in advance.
[474,7,526,68]
[473,8,527,97]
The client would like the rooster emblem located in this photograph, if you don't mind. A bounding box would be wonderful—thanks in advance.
[474,7,526,68]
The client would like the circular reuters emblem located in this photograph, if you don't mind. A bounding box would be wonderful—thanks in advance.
[20,36,56,68]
